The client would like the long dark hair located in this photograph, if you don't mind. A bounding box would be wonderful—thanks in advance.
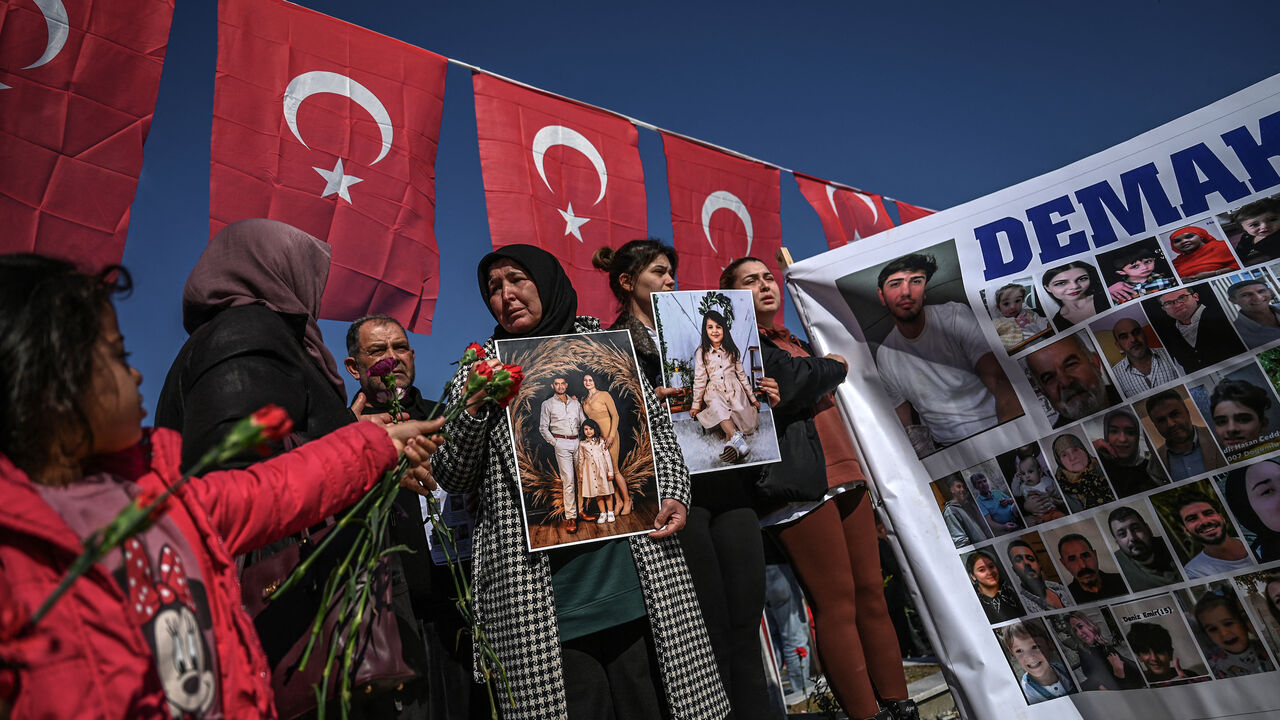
[591,239,678,310]
[579,418,603,442]
[0,254,132,479]
[1224,460,1280,562]
[699,310,740,365]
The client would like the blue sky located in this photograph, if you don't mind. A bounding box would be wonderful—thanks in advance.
[117,0,1280,409]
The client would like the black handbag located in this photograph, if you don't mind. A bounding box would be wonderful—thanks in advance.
[240,524,415,719]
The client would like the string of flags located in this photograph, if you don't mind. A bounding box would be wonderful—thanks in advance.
[0,0,934,334]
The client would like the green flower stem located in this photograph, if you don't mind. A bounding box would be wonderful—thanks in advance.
[29,413,276,627]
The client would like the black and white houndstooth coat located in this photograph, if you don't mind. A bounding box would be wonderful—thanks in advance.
[430,318,730,720]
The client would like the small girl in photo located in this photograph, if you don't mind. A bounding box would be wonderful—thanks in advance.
[992,283,1050,351]
[1233,198,1280,265]
[576,418,616,523]
[690,309,760,462]
[1194,588,1275,678]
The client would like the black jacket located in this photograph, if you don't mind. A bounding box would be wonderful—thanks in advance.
[757,333,847,503]
[155,304,353,471]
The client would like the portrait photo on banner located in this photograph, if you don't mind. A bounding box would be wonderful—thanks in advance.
[1161,215,1242,284]
[994,617,1080,705]
[494,330,660,551]
[651,289,780,473]
[1149,478,1258,581]
[979,275,1054,355]
[1110,592,1211,688]
[1232,571,1280,661]
[1045,605,1148,692]
[1173,579,1278,680]
[995,443,1070,528]
[1217,191,1280,268]
[1187,360,1280,465]
[834,239,1024,458]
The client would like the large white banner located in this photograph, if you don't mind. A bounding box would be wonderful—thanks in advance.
[787,74,1280,719]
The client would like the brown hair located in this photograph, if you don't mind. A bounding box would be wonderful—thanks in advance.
[591,238,678,309]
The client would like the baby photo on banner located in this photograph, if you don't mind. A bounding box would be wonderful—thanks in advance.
[494,330,660,551]
[651,289,781,473]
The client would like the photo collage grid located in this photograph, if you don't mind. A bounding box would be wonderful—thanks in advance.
[933,192,1280,704]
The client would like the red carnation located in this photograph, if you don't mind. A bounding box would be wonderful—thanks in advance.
[474,362,496,382]
[134,486,170,523]
[368,357,397,378]
[250,405,293,443]
[466,342,487,360]
[503,364,524,398]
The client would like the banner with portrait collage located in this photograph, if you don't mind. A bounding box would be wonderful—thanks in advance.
[785,74,1280,719]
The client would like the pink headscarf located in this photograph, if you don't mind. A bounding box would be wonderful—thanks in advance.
[182,218,345,396]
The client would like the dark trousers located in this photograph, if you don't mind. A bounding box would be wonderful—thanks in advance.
[562,618,667,720]
[679,469,774,719]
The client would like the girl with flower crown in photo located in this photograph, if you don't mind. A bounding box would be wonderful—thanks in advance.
[690,308,760,462]
[576,418,617,523]
[0,253,443,719]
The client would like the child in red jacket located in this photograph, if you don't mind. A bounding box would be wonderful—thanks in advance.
[0,254,442,719]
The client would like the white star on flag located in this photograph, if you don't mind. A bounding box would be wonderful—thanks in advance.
[314,158,363,203]
[558,202,590,242]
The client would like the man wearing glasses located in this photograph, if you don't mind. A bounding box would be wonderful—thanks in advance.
[1142,285,1246,373]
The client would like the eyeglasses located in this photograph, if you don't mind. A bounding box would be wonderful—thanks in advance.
[1160,293,1194,309]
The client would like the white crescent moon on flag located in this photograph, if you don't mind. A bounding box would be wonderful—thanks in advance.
[1,0,69,89]
[825,183,879,224]
[24,0,69,69]
[701,190,753,255]
[283,71,394,165]
[531,125,608,205]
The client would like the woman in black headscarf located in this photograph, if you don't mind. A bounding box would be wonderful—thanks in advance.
[431,245,728,720]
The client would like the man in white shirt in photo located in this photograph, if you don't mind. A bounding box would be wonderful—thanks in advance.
[1107,318,1185,398]
[539,376,585,533]
[873,253,1022,456]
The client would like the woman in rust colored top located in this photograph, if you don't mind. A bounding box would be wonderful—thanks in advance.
[723,257,918,720]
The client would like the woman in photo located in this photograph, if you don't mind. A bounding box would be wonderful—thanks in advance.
[581,372,631,516]
[576,418,616,523]
[1223,459,1280,562]
[1052,433,1116,512]
[1041,261,1109,331]
[690,308,761,463]
[1193,588,1275,678]
[967,550,1024,623]
[1010,445,1068,524]
[1063,611,1146,691]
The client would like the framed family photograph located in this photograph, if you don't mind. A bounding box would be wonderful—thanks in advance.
[495,331,661,551]
[651,289,782,473]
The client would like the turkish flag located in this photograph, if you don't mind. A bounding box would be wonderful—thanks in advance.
[474,73,646,315]
[896,200,936,224]
[211,0,446,333]
[663,133,782,304]
[0,0,173,267]
[794,172,894,250]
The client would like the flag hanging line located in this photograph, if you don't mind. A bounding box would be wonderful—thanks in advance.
[445,57,934,214]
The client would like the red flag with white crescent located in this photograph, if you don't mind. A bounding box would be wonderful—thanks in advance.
[662,132,782,302]
[0,0,173,266]
[210,0,446,333]
[794,172,894,250]
[896,200,936,224]
[473,73,646,314]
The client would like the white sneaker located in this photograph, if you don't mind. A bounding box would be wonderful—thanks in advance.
[607,511,616,523]
[731,431,750,459]
[596,513,606,524]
